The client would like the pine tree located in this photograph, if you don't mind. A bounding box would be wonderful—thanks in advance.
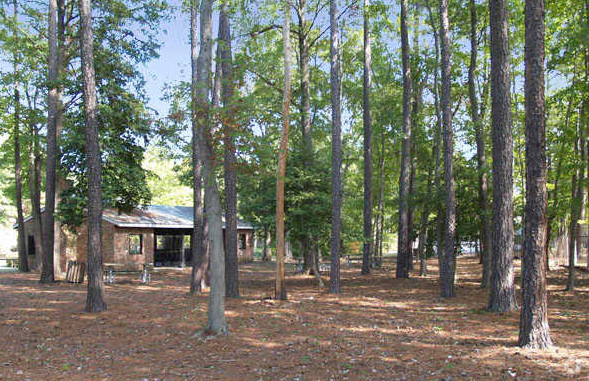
[488,0,518,312]
[329,0,342,294]
[275,0,292,301]
[439,0,456,298]
[79,0,107,312]
[518,0,552,349]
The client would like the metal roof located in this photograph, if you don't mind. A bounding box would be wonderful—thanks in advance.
[15,205,254,230]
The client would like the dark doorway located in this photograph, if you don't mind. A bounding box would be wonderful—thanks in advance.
[153,228,193,267]
[27,236,35,257]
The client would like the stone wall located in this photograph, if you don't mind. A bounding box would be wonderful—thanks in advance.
[112,227,154,269]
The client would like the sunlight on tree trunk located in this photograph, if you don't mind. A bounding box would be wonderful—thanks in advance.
[190,0,207,295]
[275,0,291,301]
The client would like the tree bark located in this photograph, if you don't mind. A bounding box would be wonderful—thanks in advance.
[27,100,44,271]
[396,0,412,279]
[566,134,580,291]
[418,166,433,277]
[298,0,313,161]
[439,0,455,298]
[79,0,107,312]
[191,0,227,332]
[53,0,66,279]
[262,227,269,261]
[329,0,342,294]
[296,0,316,277]
[219,4,239,298]
[469,0,492,289]
[190,0,208,295]
[407,159,416,271]
[408,8,422,273]
[519,0,552,348]
[361,0,373,275]
[12,0,28,273]
[193,0,227,333]
[425,3,444,273]
[575,115,586,274]
[488,0,517,311]
[546,143,563,273]
[41,0,58,283]
[275,0,291,301]
[376,133,385,268]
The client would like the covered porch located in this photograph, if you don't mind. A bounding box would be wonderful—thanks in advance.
[153,228,193,268]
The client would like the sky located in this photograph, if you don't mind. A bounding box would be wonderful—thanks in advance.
[137,8,191,117]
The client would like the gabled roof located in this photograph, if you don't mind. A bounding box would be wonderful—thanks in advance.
[15,205,254,230]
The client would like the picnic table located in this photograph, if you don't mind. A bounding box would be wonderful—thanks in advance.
[103,263,152,285]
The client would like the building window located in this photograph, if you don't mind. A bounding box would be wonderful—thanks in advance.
[239,233,246,250]
[129,234,142,255]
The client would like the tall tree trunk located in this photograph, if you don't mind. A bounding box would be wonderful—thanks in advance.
[53,0,66,279]
[27,102,44,271]
[585,11,589,271]
[298,0,313,160]
[469,0,492,288]
[488,0,517,312]
[576,118,586,270]
[418,165,433,277]
[519,0,551,348]
[13,0,28,273]
[275,0,291,301]
[566,134,580,291]
[407,159,416,271]
[41,0,58,283]
[376,133,385,268]
[329,0,342,294]
[546,81,576,271]
[190,0,208,295]
[297,0,317,276]
[262,227,269,261]
[425,3,444,273]
[408,8,423,273]
[193,0,227,333]
[396,0,412,279]
[219,4,239,298]
[439,0,455,298]
[546,143,563,273]
[361,0,373,275]
[79,0,106,313]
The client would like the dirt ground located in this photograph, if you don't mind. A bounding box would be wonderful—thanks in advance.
[0,256,587,381]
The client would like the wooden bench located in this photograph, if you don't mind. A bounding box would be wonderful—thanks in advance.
[294,260,331,274]
[346,254,364,267]
[103,263,152,285]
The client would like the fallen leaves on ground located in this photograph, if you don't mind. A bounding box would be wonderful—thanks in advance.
[0,256,587,380]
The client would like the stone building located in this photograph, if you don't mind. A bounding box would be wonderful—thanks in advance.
[18,205,254,275]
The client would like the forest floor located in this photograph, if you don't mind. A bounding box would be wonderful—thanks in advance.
[0,256,587,381]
